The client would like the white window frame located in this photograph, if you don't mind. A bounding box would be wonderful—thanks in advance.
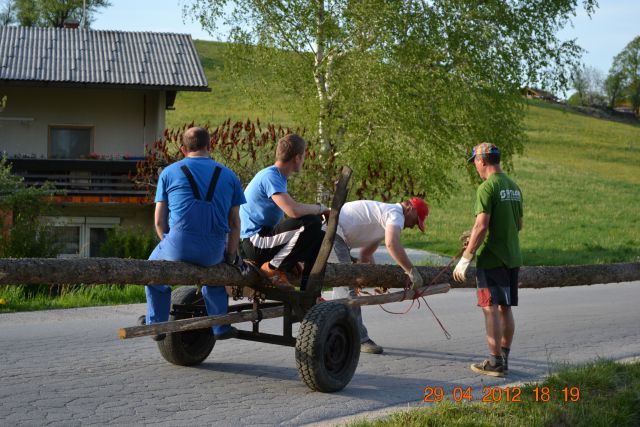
[43,216,120,258]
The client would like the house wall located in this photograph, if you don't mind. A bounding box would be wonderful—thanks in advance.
[43,203,155,258]
[53,203,154,229]
[0,86,166,157]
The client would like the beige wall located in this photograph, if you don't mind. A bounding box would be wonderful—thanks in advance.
[52,203,155,229]
[0,86,166,157]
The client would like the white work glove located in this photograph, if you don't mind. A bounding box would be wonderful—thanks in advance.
[453,253,473,282]
[407,266,424,290]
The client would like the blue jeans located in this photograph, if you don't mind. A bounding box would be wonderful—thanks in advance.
[328,234,370,343]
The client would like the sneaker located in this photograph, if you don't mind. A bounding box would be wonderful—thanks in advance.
[137,315,165,342]
[260,262,295,291]
[503,354,509,373]
[470,359,504,377]
[361,339,384,354]
[214,326,238,340]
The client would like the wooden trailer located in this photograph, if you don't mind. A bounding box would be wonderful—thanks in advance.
[1,167,638,392]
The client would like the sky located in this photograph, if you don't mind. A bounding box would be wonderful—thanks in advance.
[93,0,640,80]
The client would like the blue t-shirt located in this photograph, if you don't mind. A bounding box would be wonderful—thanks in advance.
[155,157,246,232]
[240,165,288,238]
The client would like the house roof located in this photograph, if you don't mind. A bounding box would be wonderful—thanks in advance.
[523,87,557,99]
[0,26,209,91]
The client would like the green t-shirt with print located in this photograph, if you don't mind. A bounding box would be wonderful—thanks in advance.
[474,172,523,269]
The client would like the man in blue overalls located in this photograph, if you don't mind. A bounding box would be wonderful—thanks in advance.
[143,126,246,341]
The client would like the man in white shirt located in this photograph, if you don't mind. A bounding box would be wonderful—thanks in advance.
[328,198,429,354]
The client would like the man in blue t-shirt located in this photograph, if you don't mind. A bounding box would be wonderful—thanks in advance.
[240,134,328,290]
[142,127,247,341]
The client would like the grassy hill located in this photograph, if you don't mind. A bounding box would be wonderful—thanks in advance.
[405,100,640,265]
[168,41,640,266]
[168,40,296,127]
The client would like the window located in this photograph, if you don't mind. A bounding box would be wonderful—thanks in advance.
[44,216,120,258]
[56,226,81,257]
[49,126,93,159]
[89,227,109,257]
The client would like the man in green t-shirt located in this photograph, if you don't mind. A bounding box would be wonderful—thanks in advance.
[453,142,523,377]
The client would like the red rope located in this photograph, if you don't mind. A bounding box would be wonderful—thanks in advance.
[378,248,465,339]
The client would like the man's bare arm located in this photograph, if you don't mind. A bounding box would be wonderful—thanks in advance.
[384,225,413,273]
[154,201,169,240]
[271,192,328,218]
[359,240,382,264]
[226,205,241,255]
[464,212,490,258]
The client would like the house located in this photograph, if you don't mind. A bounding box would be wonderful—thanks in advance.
[522,87,559,103]
[0,26,209,257]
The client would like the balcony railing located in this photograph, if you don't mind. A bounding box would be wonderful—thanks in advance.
[7,158,148,197]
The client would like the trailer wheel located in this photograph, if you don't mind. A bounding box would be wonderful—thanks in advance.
[296,302,360,392]
[157,286,215,366]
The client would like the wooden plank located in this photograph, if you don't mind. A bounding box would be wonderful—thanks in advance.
[118,282,450,339]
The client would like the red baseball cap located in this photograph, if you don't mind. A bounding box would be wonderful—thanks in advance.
[410,197,429,232]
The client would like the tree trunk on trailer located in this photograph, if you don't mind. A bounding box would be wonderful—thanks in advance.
[0,259,638,289]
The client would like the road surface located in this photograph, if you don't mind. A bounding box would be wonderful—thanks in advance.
[1,281,639,426]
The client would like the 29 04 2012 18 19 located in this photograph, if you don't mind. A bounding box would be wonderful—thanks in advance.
[423,386,581,403]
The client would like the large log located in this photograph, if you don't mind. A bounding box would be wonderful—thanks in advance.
[323,262,640,289]
[119,283,451,339]
[0,258,638,288]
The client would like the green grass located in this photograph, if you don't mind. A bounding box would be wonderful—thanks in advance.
[404,100,640,265]
[350,359,640,427]
[0,285,145,312]
[167,40,295,127]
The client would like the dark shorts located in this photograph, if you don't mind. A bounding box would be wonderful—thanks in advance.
[476,267,519,307]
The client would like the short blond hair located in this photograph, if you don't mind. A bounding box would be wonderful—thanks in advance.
[276,134,306,162]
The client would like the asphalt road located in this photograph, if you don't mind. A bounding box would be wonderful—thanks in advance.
[1,282,639,426]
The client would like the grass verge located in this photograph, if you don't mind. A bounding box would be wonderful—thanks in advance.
[0,285,146,313]
[350,359,640,427]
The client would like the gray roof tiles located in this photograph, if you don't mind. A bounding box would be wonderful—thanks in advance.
[0,26,208,90]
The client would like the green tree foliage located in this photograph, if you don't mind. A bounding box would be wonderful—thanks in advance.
[609,36,640,114]
[184,0,596,201]
[0,157,59,258]
[98,227,157,259]
[10,0,110,28]
[604,63,626,109]
[571,64,605,107]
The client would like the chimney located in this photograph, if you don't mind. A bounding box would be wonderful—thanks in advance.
[63,19,80,29]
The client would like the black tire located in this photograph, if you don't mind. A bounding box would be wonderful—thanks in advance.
[295,302,360,392]
[157,286,215,366]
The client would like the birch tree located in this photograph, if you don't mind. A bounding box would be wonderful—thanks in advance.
[185,0,596,201]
